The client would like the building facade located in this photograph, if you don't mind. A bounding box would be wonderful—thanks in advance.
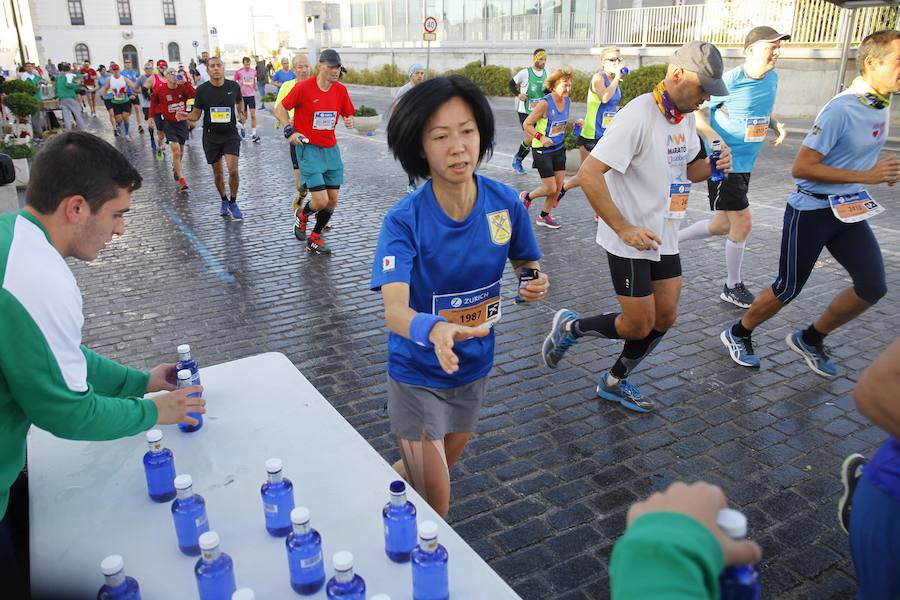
[28,0,210,68]
[1,0,39,70]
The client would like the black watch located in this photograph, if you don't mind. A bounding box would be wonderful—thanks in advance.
[283,124,295,139]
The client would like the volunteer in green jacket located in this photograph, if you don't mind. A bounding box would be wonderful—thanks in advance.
[20,62,45,136]
[55,63,86,131]
[0,131,205,595]
[509,49,548,175]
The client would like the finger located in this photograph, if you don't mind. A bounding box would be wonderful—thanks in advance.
[455,326,490,339]
[181,414,200,427]
[722,538,763,567]
[646,230,663,244]
[182,385,203,397]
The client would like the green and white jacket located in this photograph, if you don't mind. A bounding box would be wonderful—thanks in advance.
[0,210,157,520]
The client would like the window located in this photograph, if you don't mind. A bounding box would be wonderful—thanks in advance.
[68,0,84,25]
[122,45,138,68]
[117,0,132,25]
[168,42,181,62]
[75,43,90,63]
[162,0,176,25]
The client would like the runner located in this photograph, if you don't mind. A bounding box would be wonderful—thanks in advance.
[274,49,354,254]
[274,54,312,220]
[540,41,732,413]
[98,63,140,138]
[720,29,899,377]
[96,66,118,133]
[176,56,246,219]
[372,75,548,516]
[679,26,790,308]
[137,62,157,152]
[391,63,426,193]
[508,49,547,175]
[145,59,170,159]
[196,51,210,84]
[150,67,195,191]
[120,58,145,134]
[255,55,271,109]
[271,57,296,90]
[518,67,581,230]
[79,60,98,116]
[54,63,85,131]
[234,57,261,142]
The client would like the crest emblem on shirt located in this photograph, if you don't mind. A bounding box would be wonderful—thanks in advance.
[872,123,885,139]
[487,210,512,246]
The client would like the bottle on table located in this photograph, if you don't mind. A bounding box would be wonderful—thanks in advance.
[411,521,449,600]
[286,506,326,595]
[232,588,255,600]
[383,480,417,563]
[176,343,201,385]
[261,458,295,537]
[177,368,203,433]
[195,531,237,600]
[142,429,176,502]
[97,554,141,600]
[326,551,366,600]
[171,474,210,556]
[710,139,726,182]
[718,509,760,600]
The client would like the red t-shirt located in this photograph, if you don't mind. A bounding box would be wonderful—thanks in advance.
[80,67,97,87]
[280,78,354,148]
[150,84,195,122]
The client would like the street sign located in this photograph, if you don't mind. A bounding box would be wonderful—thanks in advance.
[192,40,199,48]
[423,16,438,33]
[423,32,437,41]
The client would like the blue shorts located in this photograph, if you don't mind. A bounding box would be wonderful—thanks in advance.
[850,473,900,599]
[295,144,343,190]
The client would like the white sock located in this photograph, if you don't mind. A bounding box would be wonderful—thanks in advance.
[678,219,712,243]
[725,238,745,288]
[606,372,620,386]
[252,128,257,135]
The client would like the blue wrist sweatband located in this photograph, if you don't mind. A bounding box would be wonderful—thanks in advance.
[409,313,446,348]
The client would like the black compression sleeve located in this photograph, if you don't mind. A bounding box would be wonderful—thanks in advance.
[508,79,519,95]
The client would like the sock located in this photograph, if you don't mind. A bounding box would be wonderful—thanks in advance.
[572,312,621,339]
[725,238,746,288]
[524,192,532,202]
[229,196,236,204]
[606,372,621,386]
[540,211,549,218]
[302,201,316,215]
[557,186,567,202]
[610,329,666,378]
[516,143,530,160]
[313,209,333,234]
[220,195,228,203]
[252,128,257,135]
[731,320,753,339]
[678,218,711,243]
[801,324,826,348]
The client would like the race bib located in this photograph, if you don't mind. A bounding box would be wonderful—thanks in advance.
[210,107,231,123]
[242,77,255,86]
[313,111,337,130]
[829,190,884,224]
[432,280,502,329]
[168,102,185,114]
[548,120,567,138]
[601,111,616,129]
[744,117,769,143]
[667,182,690,219]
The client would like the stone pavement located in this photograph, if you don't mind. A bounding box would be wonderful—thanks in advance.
[61,86,900,599]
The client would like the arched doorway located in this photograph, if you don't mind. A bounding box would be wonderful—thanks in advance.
[122,44,138,69]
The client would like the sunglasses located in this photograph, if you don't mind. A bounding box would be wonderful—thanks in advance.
[606,57,622,63]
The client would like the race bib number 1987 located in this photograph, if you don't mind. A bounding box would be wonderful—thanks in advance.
[432,280,502,329]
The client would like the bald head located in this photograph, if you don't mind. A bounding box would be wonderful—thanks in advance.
[292,54,310,79]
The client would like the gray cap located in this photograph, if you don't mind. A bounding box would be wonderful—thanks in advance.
[670,41,728,97]
[744,26,791,49]
[318,49,342,67]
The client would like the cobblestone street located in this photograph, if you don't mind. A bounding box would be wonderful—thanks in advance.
[59,86,900,599]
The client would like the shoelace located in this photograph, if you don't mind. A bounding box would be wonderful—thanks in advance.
[739,336,755,356]
[619,378,641,399]
[555,332,577,356]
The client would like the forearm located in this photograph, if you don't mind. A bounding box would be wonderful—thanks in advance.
[273,103,291,127]
[508,79,518,95]
[793,162,874,185]
[687,160,712,183]
[580,157,629,231]
[600,79,620,104]
[385,302,419,340]
[855,339,900,438]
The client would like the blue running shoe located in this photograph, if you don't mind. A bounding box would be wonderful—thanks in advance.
[786,331,837,378]
[720,327,760,368]
[219,199,229,217]
[597,372,652,413]
[511,155,526,175]
[542,309,579,368]
[228,201,244,220]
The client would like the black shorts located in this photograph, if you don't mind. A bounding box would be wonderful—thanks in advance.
[154,114,164,130]
[575,135,598,152]
[111,101,132,115]
[708,172,751,211]
[202,133,241,164]
[607,252,682,298]
[131,96,140,106]
[243,95,256,110]
[162,120,189,145]
[290,143,299,170]
[102,98,114,111]
[531,148,566,179]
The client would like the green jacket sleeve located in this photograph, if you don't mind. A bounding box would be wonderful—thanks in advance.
[81,346,149,398]
[610,512,724,600]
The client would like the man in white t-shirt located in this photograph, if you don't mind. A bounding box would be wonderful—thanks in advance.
[508,49,547,174]
[540,41,732,413]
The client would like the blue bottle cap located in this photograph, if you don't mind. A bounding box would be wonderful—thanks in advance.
[389,480,406,494]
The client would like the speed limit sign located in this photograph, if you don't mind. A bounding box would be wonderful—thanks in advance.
[424,16,438,33]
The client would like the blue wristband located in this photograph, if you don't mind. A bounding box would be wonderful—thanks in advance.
[409,313,446,348]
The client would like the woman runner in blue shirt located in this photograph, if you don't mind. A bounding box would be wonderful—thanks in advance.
[372,75,549,516]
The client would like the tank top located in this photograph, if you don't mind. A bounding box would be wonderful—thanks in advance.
[583,72,621,140]
[532,93,570,152]
[524,68,547,115]
[108,75,130,103]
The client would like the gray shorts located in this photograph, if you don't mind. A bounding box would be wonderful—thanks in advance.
[387,375,489,441]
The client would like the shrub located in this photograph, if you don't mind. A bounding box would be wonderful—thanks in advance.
[444,61,513,97]
[342,64,405,87]
[0,139,36,159]
[568,71,592,104]
[1,79,38,96]
[4,93,40,117]
[354,104,377,117]
[618,64,667,107]
[262,92,277,102]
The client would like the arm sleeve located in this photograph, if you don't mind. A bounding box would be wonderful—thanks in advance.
[81,346,149,398]
[508,78,519,95]
[610,512,724,600]
[370,210,417,291]
[802,101,845,157]
[591,100,645,174]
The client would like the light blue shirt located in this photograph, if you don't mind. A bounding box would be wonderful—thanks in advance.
[789,90,890,210]
[708,67,778,173]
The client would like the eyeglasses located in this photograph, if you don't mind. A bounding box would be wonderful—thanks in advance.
[606,57,622,63]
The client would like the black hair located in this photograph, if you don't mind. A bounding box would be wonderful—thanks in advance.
[26,131,142,214]
[858,29,900,75]
[387,75,494,179]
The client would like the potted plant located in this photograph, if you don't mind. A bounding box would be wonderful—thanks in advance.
[353,104,380,136]
[0,138,36,188]
[2,79,41,139]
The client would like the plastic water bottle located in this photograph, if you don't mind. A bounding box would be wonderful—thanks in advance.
[261,458,295,536]
[411,521,449,600]
[710,140,726,182]
[171,474,210,556]
[232,588,255,600]
[195,531,237,600]
[383,480,417,563]
[718,509,760,600]
[176,344,201,385]
[620,66,630,76]
[177,369,203,433]
[572,122,582,138]
[286,507,326,595]
[326,551,366,599]
[143,429,176,502]
[97,555,141,600]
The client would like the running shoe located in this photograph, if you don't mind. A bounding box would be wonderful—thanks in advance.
[178,177,188,191]
[251,134,261,143]
[294,209,309,240]
[238,123,246,139]
[838,453,866,534]
[91,111,97,117]
[220,199,229,217]
[512,155,526,175]
[307,232,332,255]
[406,183,417,194]
[228,201,243,220]
[535,214,561,229]
[518,191,531,210]
[542,308,579,368]
[720,283,755,308]
[786,330,837,378]
[113,128,119,137]
[720,327,760,368]
[598,372,653,413]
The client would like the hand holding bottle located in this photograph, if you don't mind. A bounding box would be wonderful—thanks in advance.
[152,386,205,426]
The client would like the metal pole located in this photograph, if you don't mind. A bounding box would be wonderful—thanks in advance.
[426,41,430,80]
[250,7,258,58]
[9,0,27,65]
[834,8,856,96]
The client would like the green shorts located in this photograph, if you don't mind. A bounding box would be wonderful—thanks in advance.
[295,143,343,190]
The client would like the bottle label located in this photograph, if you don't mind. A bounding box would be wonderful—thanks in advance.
[421,539,438,552]
[201,548,218,562]
[265,503,278,514]
[176,487,193,500]
[300,554,322,569]
[195,513,208,528]
[147,440,162,453]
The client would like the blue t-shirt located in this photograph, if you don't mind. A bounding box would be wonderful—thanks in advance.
[98,73,112,100]
[121,69,138,83]
[708,67,778,174]
[865,437,900,502]
[790,90,891,210]
[370,175,541,388]
[272,69,296,85]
